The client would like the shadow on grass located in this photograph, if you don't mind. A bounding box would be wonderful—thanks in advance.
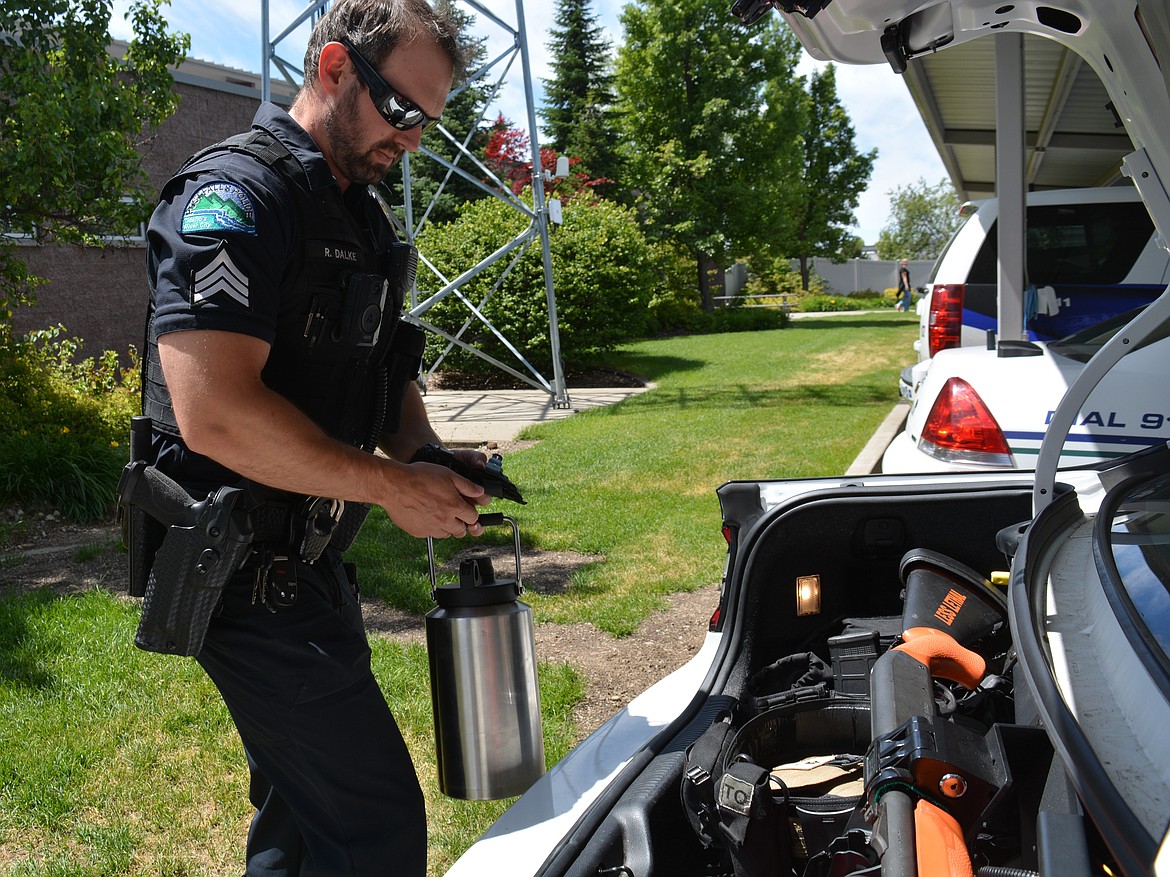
[0,588,58,690]
[585,380,895,414]
[788,316,917,331]
[597,352,706,383]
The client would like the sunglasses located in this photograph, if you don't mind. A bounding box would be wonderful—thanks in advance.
[338,36,442,133]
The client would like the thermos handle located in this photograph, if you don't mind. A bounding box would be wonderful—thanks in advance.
[427,513,522,600]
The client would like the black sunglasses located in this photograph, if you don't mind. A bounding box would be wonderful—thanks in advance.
[338,37,442,133]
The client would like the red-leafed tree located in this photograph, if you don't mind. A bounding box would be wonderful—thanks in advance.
[483,115,533,193]
[483,115,609,200]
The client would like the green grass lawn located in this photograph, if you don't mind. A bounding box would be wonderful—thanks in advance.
[0,313,916,876]
[354,312,918,635]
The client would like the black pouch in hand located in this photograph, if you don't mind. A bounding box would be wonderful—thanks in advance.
[135,486,252,657]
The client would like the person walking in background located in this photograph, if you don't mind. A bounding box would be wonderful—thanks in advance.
[896,259,913,311]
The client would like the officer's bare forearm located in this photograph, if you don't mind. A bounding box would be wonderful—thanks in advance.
[160,330,485,539]
[158,329,412,503]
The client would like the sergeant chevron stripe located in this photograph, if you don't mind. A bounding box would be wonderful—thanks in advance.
[192,247,250,309]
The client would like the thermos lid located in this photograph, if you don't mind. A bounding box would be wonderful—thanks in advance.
[433,555,521,609]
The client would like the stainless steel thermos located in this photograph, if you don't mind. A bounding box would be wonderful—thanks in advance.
[425,514,545,800]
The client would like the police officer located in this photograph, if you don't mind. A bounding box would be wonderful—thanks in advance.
[142,1,482,873]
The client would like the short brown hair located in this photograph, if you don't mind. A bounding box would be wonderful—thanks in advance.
[302,0,466,89]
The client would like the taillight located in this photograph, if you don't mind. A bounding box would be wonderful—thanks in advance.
[918,377,1013,467]
[927,284,964,357]
[712,524,735,632]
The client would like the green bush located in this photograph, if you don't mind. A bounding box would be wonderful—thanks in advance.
[740,256,817,301]
[417,192,660,374]
[707,307,787,332]
[0,325,136,520]
[645,242,706,334]
[797,292,890,312]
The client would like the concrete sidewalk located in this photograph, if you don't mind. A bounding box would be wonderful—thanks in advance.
[425,386,648,446]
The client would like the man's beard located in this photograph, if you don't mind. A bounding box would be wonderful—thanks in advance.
[325,85,403,185]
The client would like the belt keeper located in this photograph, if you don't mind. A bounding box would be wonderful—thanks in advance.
[295,496,345,564]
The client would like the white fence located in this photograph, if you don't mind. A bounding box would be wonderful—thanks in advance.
[716,257,935,306]
[789,257,935,295]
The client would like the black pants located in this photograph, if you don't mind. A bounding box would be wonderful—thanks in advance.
[196,551,426,876]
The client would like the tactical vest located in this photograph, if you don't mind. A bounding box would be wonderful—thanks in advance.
[144,129,413,456]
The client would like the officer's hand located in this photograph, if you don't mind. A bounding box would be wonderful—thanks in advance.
[451,448,488,470]
[380,461,487,540]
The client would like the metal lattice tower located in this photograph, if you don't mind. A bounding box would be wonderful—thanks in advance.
[261,0,569,406]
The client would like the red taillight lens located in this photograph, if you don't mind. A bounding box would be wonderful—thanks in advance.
[927,284,964,357]
[919,377,1013,466]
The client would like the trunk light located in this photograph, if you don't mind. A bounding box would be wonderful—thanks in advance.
[919,377,1014,467]
[796,575,822,616]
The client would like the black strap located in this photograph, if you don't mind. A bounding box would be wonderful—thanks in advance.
[681,711,736,847]
[179,129,302,185]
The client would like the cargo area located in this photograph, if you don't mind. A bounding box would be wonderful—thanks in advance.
[559,479,1056,877]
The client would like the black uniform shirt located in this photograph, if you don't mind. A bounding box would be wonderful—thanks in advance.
[147,102,336,346]
[144,102,343,487]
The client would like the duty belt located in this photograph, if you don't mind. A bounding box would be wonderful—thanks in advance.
[249,497,372,563]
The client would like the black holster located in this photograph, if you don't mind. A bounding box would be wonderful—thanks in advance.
[135,486,252,656]
[117,459,254,657]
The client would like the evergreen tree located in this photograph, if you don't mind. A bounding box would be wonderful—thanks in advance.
[541,0,623,195]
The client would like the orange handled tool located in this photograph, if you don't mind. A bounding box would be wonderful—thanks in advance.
[915,799,975,877]
[894,626,986,690]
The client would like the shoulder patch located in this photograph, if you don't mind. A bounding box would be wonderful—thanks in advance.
[181,181,258,235]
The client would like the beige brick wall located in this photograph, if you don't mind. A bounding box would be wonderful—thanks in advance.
[11,80,278,358]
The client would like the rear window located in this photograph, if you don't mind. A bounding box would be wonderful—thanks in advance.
[1108,471,1170,671]
[968,202,1154,285]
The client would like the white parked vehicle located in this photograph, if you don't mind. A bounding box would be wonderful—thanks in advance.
[900,187,1170,399]
[883,309,1170,473]
[452,3,1170,876]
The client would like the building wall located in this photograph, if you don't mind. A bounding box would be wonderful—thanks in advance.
[11,76,283,358]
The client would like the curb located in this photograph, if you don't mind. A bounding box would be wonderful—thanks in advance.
[845,401,909,476]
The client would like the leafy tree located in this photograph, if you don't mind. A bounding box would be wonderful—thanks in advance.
[0,0,189,328]
[417,193,660,374]
[482,114,534,193]
[615,0,805,311]
[875,176,962,260]
[540,0,622,196]
[839,234,866,260]
[388,2,495,231]
[784,65,877,290]
[483,115,607,198]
